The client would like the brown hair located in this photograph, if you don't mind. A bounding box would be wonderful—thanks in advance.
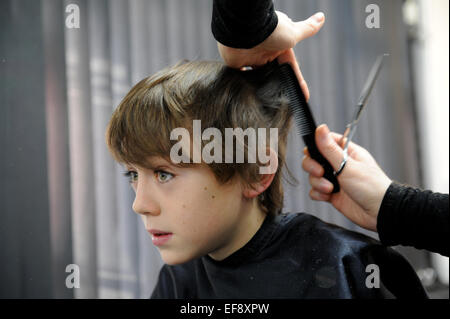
[106,60,296,217]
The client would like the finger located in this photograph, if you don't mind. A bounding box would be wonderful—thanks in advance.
[286,50,310,101]
[309,188,331,202]
[303,147,309,156]
[302,155,324,177]
[300,78,310,102]
[277,49,310,101]
[309,175,334,193]
[326,131,368,157]
[293,12,325,43]
[315,124,345,172]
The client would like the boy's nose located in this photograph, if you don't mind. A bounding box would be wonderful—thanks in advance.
[132,180,161,216]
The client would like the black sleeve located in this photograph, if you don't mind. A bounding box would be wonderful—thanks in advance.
[211,0,278,49]
[377,182,449,257]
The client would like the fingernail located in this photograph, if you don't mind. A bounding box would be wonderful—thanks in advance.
[313,12,325,23]
[320,179,332,192]
[318,124,330,142]
[315,166,324,176]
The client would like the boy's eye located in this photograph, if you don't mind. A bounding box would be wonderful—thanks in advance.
[155,170,173,183]
[124,170,138,183]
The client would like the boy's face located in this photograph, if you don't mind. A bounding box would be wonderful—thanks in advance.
[126,156,252,265]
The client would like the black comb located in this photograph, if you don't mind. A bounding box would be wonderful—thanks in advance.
[278,63,340,193]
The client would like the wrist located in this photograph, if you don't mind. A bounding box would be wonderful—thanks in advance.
[374,179,393,231]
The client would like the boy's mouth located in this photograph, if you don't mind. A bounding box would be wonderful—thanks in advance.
[148,229,173,246]
[148,229,172,236]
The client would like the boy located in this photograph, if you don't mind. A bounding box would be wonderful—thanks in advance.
[106,61,427,298]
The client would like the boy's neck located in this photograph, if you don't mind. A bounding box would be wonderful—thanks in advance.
[208,199,267,261]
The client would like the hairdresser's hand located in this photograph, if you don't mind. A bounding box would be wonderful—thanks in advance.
[302,125,392,231]
[218,11,325,101]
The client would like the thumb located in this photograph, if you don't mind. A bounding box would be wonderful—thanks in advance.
[294,12,325,43]
[315,124,344,172]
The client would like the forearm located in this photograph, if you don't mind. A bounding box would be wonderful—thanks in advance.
[377,182,449,256]
[211,0,278,48]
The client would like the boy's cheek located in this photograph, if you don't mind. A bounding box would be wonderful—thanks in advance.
[180,185,219,209]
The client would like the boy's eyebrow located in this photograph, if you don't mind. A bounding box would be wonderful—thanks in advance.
[144,157,179,170]
[124,157,190,171]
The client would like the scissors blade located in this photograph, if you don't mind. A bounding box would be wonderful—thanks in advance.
[357,53,388,108]
[341,54,388,147]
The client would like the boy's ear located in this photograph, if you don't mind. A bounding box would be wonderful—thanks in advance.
[243,147,278,199]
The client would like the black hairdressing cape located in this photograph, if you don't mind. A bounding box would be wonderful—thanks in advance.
[151,212,427,299]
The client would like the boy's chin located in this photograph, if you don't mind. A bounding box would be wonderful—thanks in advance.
[160,251,197,265]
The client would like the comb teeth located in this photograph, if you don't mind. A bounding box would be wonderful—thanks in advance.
[279,64,316,136]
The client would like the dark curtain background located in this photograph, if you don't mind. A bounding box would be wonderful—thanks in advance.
[0,0,430,298]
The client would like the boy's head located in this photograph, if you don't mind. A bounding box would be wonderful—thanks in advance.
[106,61,294,264]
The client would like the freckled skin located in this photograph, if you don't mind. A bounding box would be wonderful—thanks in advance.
[129,157,257,265]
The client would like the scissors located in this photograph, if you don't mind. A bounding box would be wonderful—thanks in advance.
[334,54,388,177]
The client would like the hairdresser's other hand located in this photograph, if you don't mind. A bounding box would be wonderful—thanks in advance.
[302,125,392,231]
[218,11,325,101]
